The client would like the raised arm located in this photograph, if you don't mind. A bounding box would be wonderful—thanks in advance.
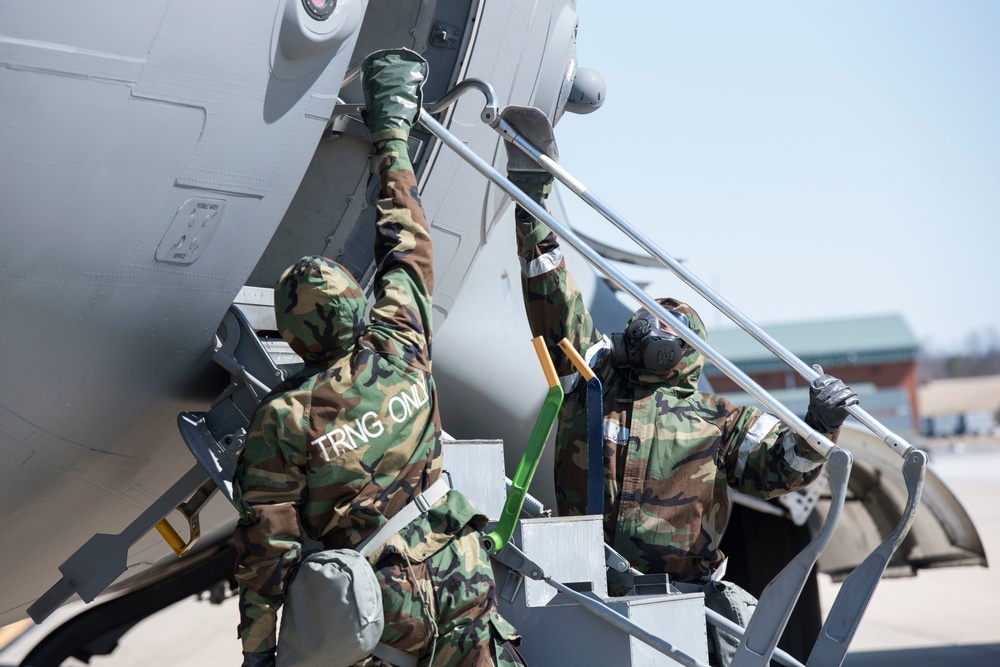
[505,111,602,379]
[361,50,434,370]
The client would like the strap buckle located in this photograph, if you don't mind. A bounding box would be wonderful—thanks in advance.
[414,491,432,515]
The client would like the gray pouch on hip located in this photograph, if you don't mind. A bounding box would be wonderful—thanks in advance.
[277,549,384,667]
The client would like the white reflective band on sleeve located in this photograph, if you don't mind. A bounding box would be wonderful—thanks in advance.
[735,413,781,478]
[604,420,629,446]
[584,335,612,369]
[782,430,823,473]
[519,246,563,278]
[561,337,610,393]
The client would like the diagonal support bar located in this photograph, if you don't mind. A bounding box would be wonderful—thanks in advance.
[27,465,208,623]
[731,449,853,667]
[495,113,914,460]
[807,449,927,666]
[705,609,805,667]
[492,543,711,667]
[417,110,836,459]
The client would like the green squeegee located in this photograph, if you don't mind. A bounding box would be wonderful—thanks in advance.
[482,336,564,553]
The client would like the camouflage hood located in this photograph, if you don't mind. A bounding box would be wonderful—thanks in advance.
[626,297,707,392]
[274,256,367,365]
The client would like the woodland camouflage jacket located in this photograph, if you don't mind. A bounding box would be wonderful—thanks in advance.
[233,158,483,654]
[513,194,829,584]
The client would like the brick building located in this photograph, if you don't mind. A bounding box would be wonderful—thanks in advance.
[703,314,921,433]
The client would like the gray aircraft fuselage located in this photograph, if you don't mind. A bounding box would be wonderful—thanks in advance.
[1,1,984,645]
[0,0,585,627]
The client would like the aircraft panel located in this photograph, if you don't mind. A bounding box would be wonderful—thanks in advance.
[247,0,480,288]
[0,0,368,627]
[0,5,169,60]
[1,2,989,660]
[0,75,202,272]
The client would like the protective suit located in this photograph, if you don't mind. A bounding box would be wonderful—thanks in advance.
[512,179,837,584]
[233,50,519,667]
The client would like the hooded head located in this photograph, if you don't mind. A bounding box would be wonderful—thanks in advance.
[274,256,367,365]
[617,297,708,390]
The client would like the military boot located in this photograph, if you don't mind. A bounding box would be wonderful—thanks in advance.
[360,48,428,143]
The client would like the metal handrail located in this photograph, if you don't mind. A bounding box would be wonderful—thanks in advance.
[333,78,926,667]
[495,113,914,460]
[335,77,912,461]
[409,84,846,667]
[413,94,836,457]
[479,95,931,666]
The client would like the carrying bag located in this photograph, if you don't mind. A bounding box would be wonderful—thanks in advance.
[278,549,383,667]
[276,477,450,667]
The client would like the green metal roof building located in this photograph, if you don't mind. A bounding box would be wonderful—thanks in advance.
[704,314,920,377]
[703,314,921,432]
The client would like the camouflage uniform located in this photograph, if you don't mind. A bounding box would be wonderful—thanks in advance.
[512,178,832,584]
[234,139,519,666]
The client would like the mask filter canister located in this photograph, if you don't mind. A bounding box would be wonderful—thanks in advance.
[611,308,690,373]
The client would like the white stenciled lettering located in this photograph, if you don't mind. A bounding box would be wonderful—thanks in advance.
[309,378,431,460]
[311,434,334,461]
[402,379,429,413]
[342,421,369,449]
[328,427,353,458]
[388,395,409,423]
[391,377,429,423]
[362,411,384,438]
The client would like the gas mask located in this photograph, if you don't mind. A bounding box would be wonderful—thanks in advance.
[610,307,692,374]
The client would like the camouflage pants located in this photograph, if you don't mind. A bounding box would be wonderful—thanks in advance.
[356,526,524,667]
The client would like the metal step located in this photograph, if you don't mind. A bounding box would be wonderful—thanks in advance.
[496,515,709,667]
[441,438,710,667]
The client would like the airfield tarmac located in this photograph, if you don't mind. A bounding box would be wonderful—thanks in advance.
[2,445,997,666]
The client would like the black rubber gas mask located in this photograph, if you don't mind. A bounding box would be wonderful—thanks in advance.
[610,308,692,374]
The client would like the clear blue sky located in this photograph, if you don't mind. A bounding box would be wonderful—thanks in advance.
[555,1,999,354]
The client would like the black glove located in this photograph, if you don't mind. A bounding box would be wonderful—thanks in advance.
[804,366,859,432]
[241,650,276,667]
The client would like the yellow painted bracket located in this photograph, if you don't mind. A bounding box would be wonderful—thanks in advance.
[154,478,218,557]
[483,337,564,553]
[155,512,201,558]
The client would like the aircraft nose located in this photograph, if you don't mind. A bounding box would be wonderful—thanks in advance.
[565,67,606,114]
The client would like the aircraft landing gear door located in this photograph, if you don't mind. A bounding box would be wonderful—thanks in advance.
[26,305,284,623]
